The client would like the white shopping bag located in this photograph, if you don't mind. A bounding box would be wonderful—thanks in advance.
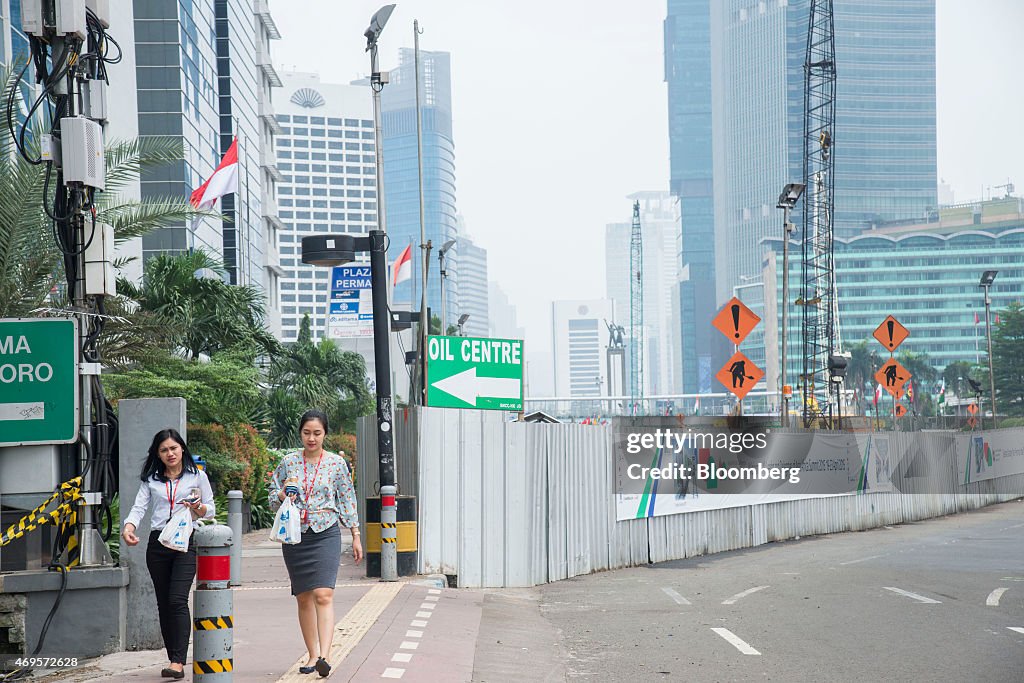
[158,506,194,552]
[270,497,301,544]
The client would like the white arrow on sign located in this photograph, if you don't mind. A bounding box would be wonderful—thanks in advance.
[431,367,521,406]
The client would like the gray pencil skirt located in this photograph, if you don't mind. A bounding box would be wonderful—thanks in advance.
[282,522,341,595]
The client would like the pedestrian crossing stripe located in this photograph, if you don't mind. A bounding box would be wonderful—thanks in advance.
[194,616,234,630]
[194,659,233,674]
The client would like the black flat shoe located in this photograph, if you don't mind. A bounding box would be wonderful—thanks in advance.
[315,657,331,678]
[160,668,185,680]
[299,664,317,674]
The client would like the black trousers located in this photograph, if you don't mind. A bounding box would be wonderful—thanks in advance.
[146,531,196,664]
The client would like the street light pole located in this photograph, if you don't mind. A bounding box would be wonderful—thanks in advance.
[414,19,428,406]
[438,239,455,333]
[365,3,398,582]
[980,270,999,428]
[777,183,805,428]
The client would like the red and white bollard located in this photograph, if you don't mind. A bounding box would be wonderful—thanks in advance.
[193,524,234,680]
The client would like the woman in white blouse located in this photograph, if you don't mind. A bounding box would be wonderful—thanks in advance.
[122,429,215,680]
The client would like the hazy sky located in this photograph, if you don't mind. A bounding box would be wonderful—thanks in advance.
[271,0,1023,352]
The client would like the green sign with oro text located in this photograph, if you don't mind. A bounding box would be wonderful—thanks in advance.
[0,318,79,447]
[426,335,524,411]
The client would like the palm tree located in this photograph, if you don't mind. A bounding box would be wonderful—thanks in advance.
[117,250,279,360]
[0,113,203,316]
[268,316,374,436]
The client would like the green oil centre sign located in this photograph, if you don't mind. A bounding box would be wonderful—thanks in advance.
[0,318,79,447]
[426,335,524,411]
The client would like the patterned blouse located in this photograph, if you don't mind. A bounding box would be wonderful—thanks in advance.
[268,451,358,534]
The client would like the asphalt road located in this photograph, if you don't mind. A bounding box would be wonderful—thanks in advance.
[488,498,1024,682]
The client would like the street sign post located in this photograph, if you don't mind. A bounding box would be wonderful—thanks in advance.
[873,315,909,352]
[328,264,374,339]
[712,296,761,346]
[426,335,524,411]
[715,351,764,401]
[0,318,79,447]
[874,358,911,398]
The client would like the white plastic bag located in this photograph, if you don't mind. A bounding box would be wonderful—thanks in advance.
[270,497,301,544]
[158,506,194,552]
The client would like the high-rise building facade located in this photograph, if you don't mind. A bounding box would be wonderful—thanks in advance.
[763,196,1024,387]
[711,0,937,300]
[665,0,718,395]
[273,71,376,343]
[457,234,489,338]
[381,48,459,328]
[552,299,616,399]
[488,282,525,341]
[131,0,262,278]
[605,192,680,395]
[668,0,938,394]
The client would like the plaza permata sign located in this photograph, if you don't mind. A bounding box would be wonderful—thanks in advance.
[0,318,79,447]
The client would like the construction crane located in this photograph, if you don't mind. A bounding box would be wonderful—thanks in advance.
[800,0,838,427]
[629,200,644,412]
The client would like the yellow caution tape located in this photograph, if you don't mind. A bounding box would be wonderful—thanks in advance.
[0,477,83,563]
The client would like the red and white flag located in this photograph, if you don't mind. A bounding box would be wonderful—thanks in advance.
[873,383,883,406]
[391,244,413,287]
[974,312,980,325]
[190,139,239,210]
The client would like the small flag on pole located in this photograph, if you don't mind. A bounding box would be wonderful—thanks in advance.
[391,244,413,288]
[190,138,239,210]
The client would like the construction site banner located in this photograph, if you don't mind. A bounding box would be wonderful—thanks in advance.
[612,418,1003,521]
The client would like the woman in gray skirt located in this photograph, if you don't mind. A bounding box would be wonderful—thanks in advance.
[269,410,363,677]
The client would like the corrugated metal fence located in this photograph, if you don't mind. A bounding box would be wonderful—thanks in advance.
[357,409,1024,587]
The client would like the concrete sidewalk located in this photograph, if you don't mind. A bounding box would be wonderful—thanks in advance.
[35,530,486,682]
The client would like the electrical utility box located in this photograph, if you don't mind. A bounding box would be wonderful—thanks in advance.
[61,117,106,190]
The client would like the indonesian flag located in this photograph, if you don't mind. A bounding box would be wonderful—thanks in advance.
[873,383,883,406]
[974,312,980,325]
[190,139,239,210]
[391,244,413,287]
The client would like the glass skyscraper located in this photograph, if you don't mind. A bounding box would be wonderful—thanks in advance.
[666,0,717,394]
[667,0,938,394]
[133,0,265,284]
[381,48,459,328]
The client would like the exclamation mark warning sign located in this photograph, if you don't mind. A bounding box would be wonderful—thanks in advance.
[872,315,909,352]
[712,296,761,346]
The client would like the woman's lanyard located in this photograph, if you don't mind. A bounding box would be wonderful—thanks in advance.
[302,454,324,524]
[165,478,181,516]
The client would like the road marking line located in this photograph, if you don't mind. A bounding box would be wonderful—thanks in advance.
[999,523,1024,531]
[839,555,884,566]
[278,582,403,682]
[661,587,691,605]
[428,589,442,594]
[1001,577,1024,582]
[883,587,941,604]
[420,603,436,610]
[405,630,424,638]
[711,628,761,655]
[1008,627,1024,635]
[987,588,1009,606]
[411,619,428,627]
[722,585,769,605]
[415,611,432,618]
[238,582,367,592]
[425,595,439,602]
[391,653,413,663]
[382,668,405,679]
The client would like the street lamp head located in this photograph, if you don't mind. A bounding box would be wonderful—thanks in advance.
[439,239,457,255]
[980,270,998,287]
[364,4,396,49]
[967,377,983,394]
[301,234,357,267]
[776,182,806,209]
[457,314,470,326]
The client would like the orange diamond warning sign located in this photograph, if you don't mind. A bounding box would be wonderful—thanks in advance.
[874,358,911,397]
[894,403,908,418]
[716,351,764,400]
[712,297,761,346]
[873,315,909,352]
